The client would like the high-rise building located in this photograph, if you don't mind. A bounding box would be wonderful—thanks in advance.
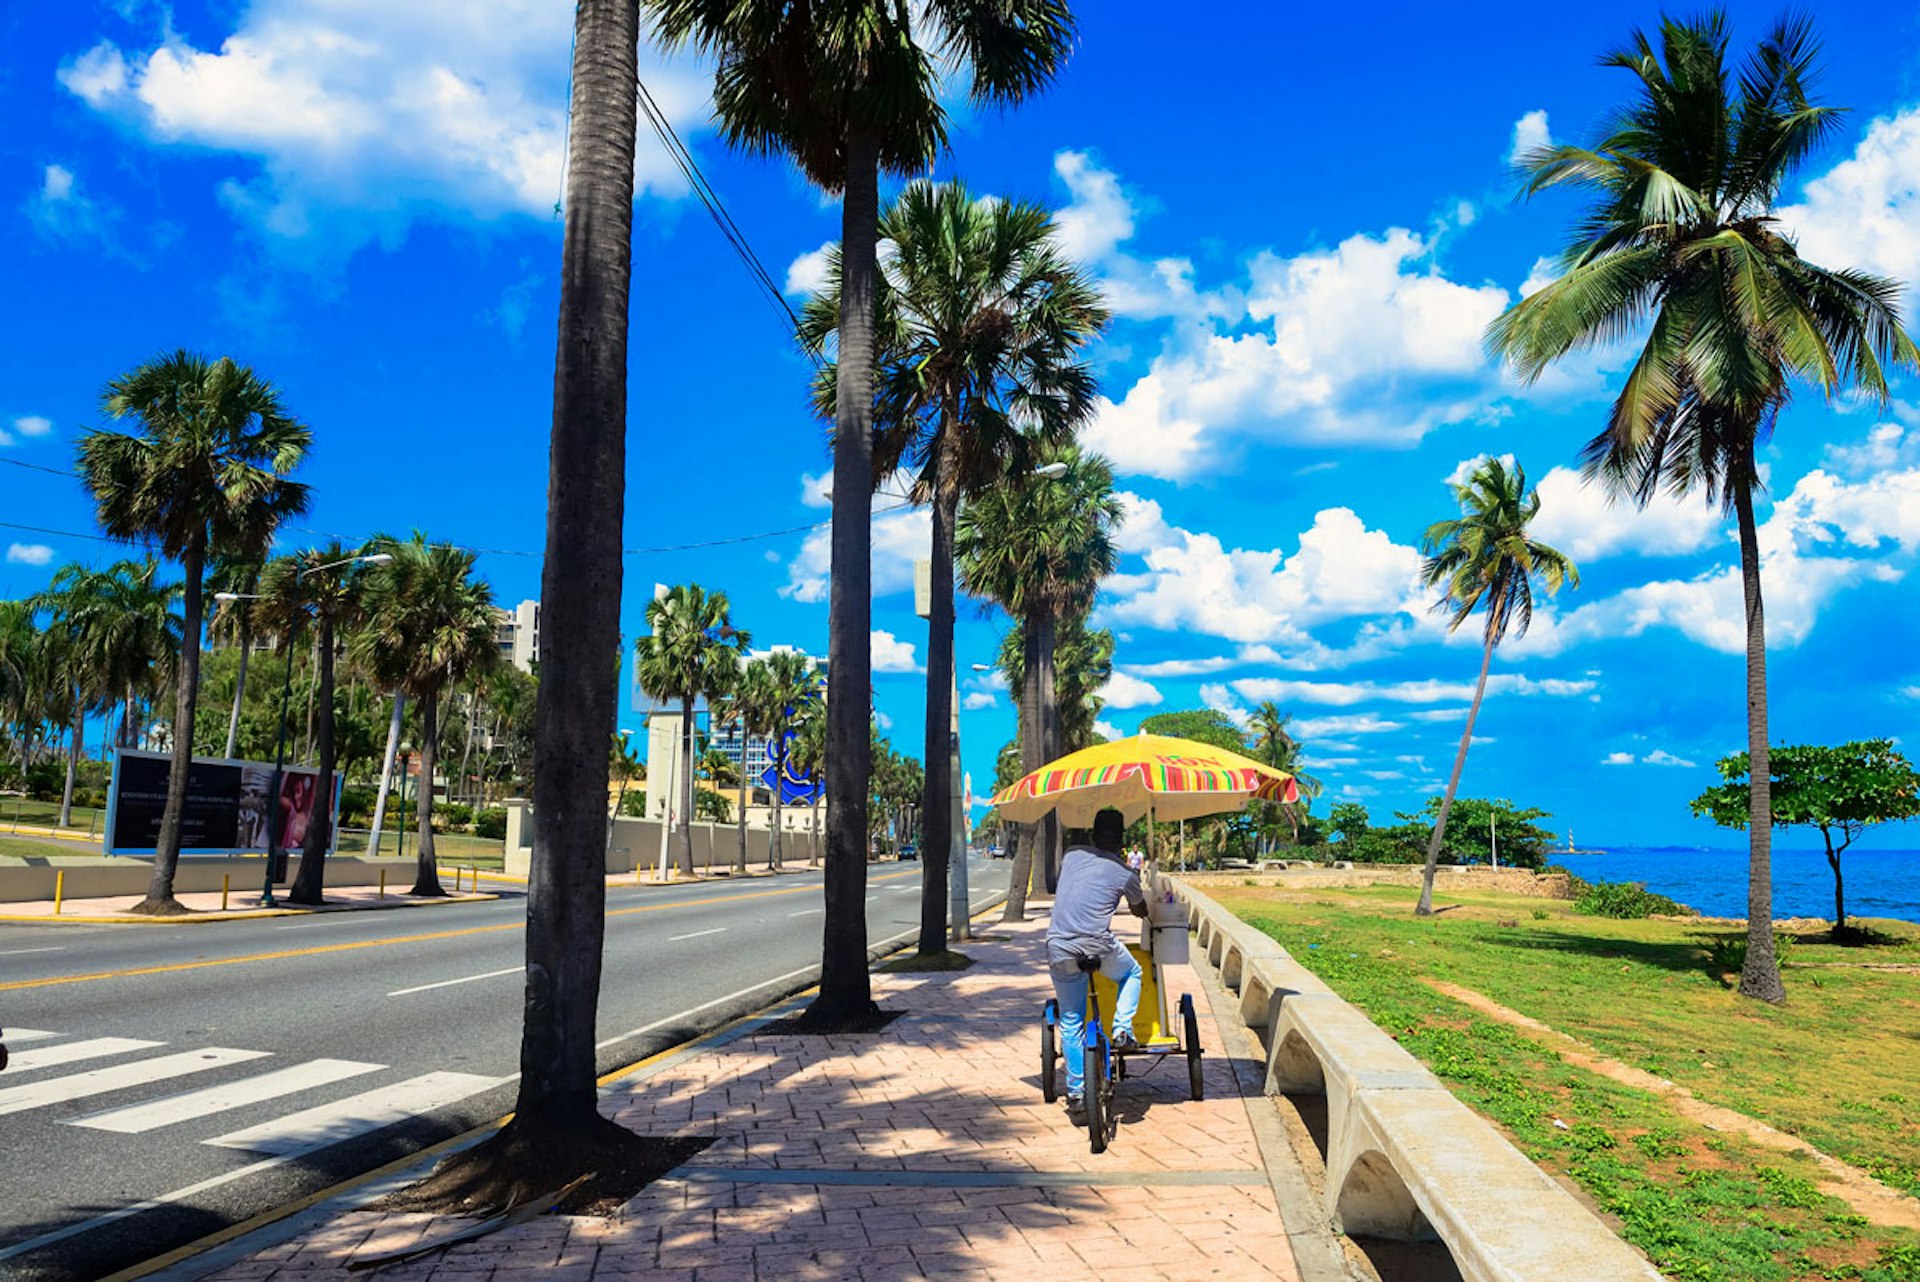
[494,599,539,673]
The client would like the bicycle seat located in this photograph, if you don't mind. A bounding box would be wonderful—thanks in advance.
[1075,956,1102,973]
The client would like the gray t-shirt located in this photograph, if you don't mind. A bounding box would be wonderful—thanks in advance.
[1047,845,1146,961]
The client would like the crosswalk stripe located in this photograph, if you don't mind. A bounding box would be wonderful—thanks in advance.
[3,1036,164,1074]
[204,1071,503,1154]
[0,1028,60,1045]
[66,1058,386,1134]
[0,1048,271,1116]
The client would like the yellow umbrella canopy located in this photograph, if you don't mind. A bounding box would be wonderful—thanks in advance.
[990,732,1300,827]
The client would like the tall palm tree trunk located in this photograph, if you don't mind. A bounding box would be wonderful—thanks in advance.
[770,746,784,871]
[735,759,749,874]
[1733,481,1785,1002]
[1416,604,1500,916]
[1024,607,1061,895]
[366,692,406,856]
[677,695,696,876]
[137,535,204,914]
[410,690,446,896]
[917,477,957,955]
[807,131,879,1027]
[225,629,251,759]
[58,705,82,829]
[290,619,337,905]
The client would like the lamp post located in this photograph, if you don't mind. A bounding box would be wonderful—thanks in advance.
[219,550,391,907]
[396,741,413,865]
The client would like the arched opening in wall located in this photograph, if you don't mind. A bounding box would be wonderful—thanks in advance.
[1336,1150,1463,1282]
[1266,1028,1329,1160]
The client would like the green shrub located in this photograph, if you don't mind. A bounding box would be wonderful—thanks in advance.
[337,784,375,827]
[1701,931,1795,975]
[1574,880,1692,919]
[474,807,507,840]
[433,802,474,832]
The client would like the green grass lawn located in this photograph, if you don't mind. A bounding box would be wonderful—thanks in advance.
[1,798,106,834]
[1213,883,1920,1282]
[342,829,504,871]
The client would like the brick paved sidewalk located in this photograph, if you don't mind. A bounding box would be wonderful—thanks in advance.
[202,914,1302,1282]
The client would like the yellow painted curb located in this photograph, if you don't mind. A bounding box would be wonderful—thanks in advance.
[0,893,500,927]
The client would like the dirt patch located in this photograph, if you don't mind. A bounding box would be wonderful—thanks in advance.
[1419,977,1920,1231]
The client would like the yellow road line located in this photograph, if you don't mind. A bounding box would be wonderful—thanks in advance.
[0,870,921,993]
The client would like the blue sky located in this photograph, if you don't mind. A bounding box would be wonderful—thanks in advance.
[7,1,1920,848]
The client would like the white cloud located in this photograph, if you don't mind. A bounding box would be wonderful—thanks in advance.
[1097,670,1162,710]
[1114,490,1177,555]
[1410,707,1470,723]
[1102,506,1425,646]
[1228,674,1593,706]
[60,2,711,249]
[962,691,998,711]
[1083,222,1511,479]
[11,414,51,438]
[1507,109,1552,165]
[1898,685,1920,701]
[1823,420,1920,475]
[1198,682,1249,728]
[1643,749,1696,768]
[1601,751,1635,766]
[870,630,921,674]
[1529,465,1722,562]
[1094,719,1122,741]
[5,544,55,566]
[1446,451,1516,488]
[1780,105,1920,290]
[1291,713,1404,738]
[1518,256,1558,298]
[1052,150,1135,263]
[785,240,834,297]
[24,163,110,242]
[783,505,929,604]
[875,710,893,731]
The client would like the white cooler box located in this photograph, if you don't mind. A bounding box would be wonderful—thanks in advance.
[1140,891,1189,966]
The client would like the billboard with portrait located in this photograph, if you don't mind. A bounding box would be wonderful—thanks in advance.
[106,748,341,857]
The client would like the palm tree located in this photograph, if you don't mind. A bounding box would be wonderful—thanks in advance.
[750,650,822,872]
[27,567,112,826]
[1248,701,1322,846]
[791,704,827,867]
[352,534,499,896]
[207,555,264,759]
[77,351,310,913]
[255,544,371,904]
[1486,14,1918,999]
[801,179,1107,956]
[0,600,43,780]
[958,445,1121,910]
[648,0,1080,1027]
[722,661,775,874]
[1413,459,1577,916]
[634,585,749,878]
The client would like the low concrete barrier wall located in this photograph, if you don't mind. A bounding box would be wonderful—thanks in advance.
[0,855,418,903]
[504,818,821,878]
[1172,878,1662,1282]
[1187,865,1574,899]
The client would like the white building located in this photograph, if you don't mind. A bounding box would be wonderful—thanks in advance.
[494,599,539,673]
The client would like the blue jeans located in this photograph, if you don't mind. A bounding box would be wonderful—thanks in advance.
[1049,943,1142,1101]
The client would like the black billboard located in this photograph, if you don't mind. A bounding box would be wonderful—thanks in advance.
[107,748,337,857]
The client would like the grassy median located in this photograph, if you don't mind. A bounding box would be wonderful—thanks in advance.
[1211,882,1920,1282]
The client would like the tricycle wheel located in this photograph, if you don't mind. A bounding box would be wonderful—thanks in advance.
[1087,1046,1111,1155]
[1040,1000,1059,1103]
[1181,994,1204,1102]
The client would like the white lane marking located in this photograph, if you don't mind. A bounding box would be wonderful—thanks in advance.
[205,1071,503,1155]
[0,1048,271,1116]
[787,909,821,917]
[387,967,520,997]
[667,928,726,942]
[3,1037,164,1074]
[0,1028,59,1044]
[68,1059,386,1134]
[0,946,64,957]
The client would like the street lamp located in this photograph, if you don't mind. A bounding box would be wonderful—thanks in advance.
[1030,460,1069,479]
[229,551,392,907]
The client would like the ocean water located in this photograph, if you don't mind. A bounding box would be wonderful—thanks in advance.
[1561,845,1920,924]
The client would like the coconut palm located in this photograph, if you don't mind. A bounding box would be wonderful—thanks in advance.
[791,703,827,866]
[648,0,1080,1026]
[721,661,775,874]
[28,566,115,825]
[0,600,43,779]
[751,649,823,872]
[254,543,371,904]
[1413,459,1577,916]
[207,555,264,759]
[352,534,499,896]
[76,351,309,913]
[958,445,1121,912]
[634,585,749,878]
[801,179,1108,955]
[1486,13,1918,999]
[1249,701,1322,846]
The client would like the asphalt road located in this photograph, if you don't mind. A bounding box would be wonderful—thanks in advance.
[0,853,1006,1282]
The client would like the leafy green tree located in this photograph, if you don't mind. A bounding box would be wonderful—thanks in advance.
[610,733,643,831]
[0,600,45,780]
[648,0,1079,1028]
[77,351,310,913]
[959,446,1120,906]
[1328,801,1371,846]
[352,534,499,896]
[1137,708,1247,754]
[802,178,1106,955]
[635,585,749,877]
[999,614,1113,754]
[1692,740,1920,934]
[1396,797,1558,870]
[790,693,827,867]
[1487,14,1919,1000]
[1415,457,1576,916]
[207,554,264,759]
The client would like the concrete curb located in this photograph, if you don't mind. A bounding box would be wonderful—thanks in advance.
[0,893,500,926]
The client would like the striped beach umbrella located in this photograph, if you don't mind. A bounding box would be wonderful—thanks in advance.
[990,733,1299,826]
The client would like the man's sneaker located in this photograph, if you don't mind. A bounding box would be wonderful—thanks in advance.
[1065,1095,1087,1126]
[1111,1029,1141,1053]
